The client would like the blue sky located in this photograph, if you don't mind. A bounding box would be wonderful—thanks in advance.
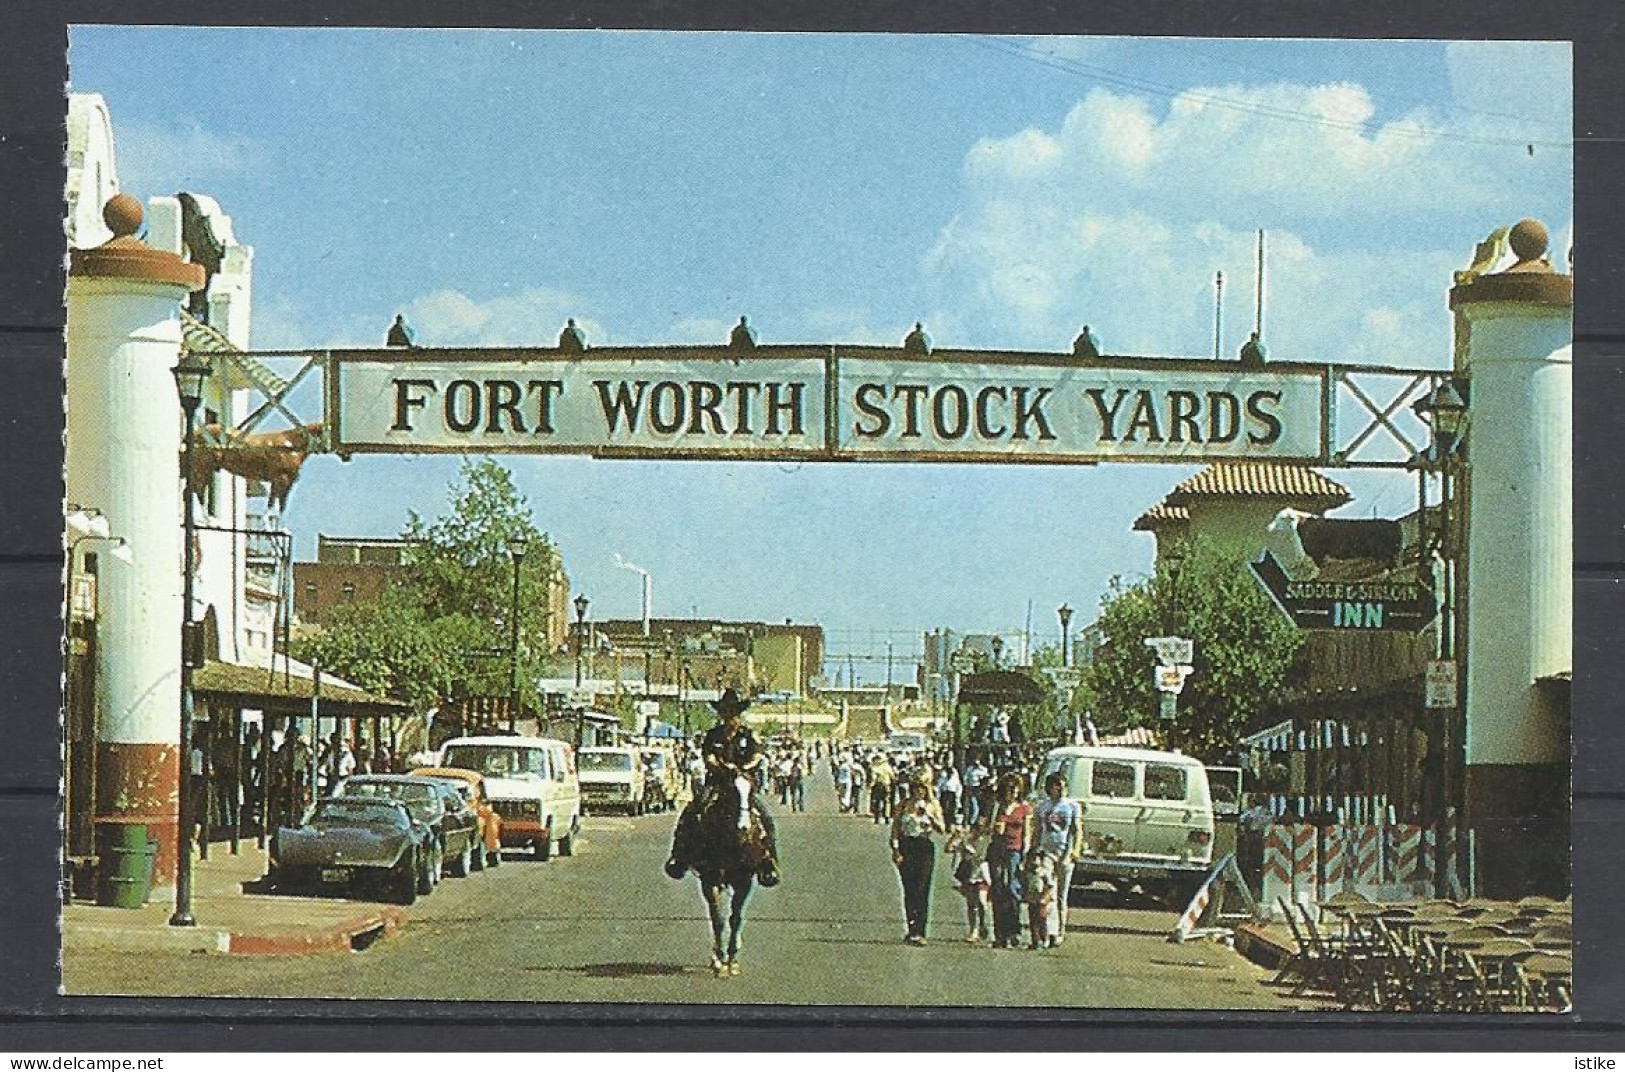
[68,29,1572,677]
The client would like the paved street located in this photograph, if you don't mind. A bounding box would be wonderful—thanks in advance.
[65,778,1293,1007]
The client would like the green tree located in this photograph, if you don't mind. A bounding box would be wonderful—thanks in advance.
[294,458,562,719]
[1082,538,1303,763]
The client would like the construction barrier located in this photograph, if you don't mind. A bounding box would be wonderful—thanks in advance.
[1169,853,1262,943]
[1261,825,1293,916]
[1348,824,1383,900]
[1319,825,1348,897]
[1290,823,1319,908]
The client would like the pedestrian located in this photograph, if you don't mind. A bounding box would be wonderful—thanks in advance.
[835,753,853,813]
[869,752,894,824]
[962,754,990,827]
[986,774,1034,948]
[789,753,806,813]
[936,765,962,829]
[1032,771,1082,946]
[891,777,945,945]
[947,818,992,943]
[1022,849,1059,948]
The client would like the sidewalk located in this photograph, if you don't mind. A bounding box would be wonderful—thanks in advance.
[61,840,409,957]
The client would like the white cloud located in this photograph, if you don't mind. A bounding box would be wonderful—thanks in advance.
[112,121,261,197]
[400,287,606,348]
[926,67,1568,366]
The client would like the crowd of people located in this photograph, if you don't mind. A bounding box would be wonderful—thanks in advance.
[812,739,1079,949]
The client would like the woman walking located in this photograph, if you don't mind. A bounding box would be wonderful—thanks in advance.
[986,774,1034,949]
[891,778,946,945]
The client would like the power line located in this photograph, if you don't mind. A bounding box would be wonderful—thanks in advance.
[961,36,1572,151]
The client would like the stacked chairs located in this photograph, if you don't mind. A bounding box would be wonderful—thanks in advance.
[1272,895,1572,1012]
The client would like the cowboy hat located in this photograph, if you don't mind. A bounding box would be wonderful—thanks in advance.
[711,687,751,717]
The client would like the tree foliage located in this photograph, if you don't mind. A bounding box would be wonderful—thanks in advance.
[294,458,562,716]
[1082,538,1303,763]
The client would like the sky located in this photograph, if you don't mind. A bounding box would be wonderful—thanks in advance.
[67,28,1572,678]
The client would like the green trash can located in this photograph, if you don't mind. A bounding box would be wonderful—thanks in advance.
[96,822,156,909]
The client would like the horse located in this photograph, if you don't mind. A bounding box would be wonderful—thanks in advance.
[666,775,771,977]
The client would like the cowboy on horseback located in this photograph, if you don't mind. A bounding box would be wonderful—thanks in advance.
[665,687,781,886]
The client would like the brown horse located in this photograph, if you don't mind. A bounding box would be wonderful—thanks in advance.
[666,777,771,976]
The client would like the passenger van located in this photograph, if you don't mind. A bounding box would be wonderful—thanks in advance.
[578,746,647,815]
[1038,745,1215,901]
[439,736,581,860]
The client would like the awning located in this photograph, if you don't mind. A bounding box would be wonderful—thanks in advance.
[956,670,1046,706]
[192,658,408,718]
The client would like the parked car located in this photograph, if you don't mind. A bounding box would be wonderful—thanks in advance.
[412,766,502,869]
[439,736,581,860]
[579,746,647,815]
[333,774,474,882]
[268,797,433,905]
[1037,745,1216,905]
[420,778,487,877]
[639,747,678,811]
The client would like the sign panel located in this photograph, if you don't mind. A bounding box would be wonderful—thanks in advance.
[1144,635,1194,666]
[332,348,830,457]
[1425,660,1458,709]
[329,347,1329,464]
[1154,664,1194,693]
[1250,551,1437,633]
[835,352,1324,462]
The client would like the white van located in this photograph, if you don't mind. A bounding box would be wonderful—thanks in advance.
[440,736,581,860]
[578,746,647,815]
[1038,745,1215,900]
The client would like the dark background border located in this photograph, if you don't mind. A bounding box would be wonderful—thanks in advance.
[2,0,1620,1050]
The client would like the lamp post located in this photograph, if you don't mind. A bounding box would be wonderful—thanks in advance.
[1413,378,1468,897]
[506,536,527,733]
[573,593,590,748]
[170,351,210,928]
[1057,603,1074,667]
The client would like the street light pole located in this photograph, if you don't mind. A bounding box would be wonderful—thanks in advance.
[170,352,210,928]
[1414,378,1468,897]
[573,593,590,748]
[506,537,527,734]
[1057,603,1073,667]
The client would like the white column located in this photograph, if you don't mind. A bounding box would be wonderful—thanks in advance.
[66,194,204,897]
[1456,222,1572,769]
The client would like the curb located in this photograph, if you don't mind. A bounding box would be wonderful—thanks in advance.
[226,907,408,956]
[1233,922,1293,970]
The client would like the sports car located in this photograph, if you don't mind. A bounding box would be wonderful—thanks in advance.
[268,797,433,905]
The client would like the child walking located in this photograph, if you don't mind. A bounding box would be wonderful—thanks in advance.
[946,819,992,943]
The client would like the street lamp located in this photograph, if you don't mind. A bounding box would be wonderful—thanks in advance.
[1057,603,1074,668]
[506,536,527,733]
[170,351,210,928]
[1413,377,1468,897]
[573,593,590,748]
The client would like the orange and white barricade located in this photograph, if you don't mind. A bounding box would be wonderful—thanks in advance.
[1318,825,1348,899]
[1261,824,1293,917]
[1347,825,1383,900]
[1386,823,1432,893]
[1290,823,1319,913]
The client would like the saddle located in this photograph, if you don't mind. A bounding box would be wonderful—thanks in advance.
[665,783,773,882]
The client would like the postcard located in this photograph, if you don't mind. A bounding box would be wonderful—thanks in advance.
[61,28,1572,1010]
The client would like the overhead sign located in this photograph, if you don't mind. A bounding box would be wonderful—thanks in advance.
[1250,551,1437,633]
[1144,636,1194,666]
[328,346,1329,463]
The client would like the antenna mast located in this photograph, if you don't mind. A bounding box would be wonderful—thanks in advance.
[1256,229,1266,338]
[1213,271,1224,360]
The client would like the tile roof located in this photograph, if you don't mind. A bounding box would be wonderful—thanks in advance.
[1132,502,1191,531]
[1164,462,1351,508]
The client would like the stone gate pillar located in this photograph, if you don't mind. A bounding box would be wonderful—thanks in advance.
[66,194,204,898]
[1451,218,1572,897]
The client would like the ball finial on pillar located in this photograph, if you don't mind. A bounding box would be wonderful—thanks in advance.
[103,193,143,238]
[1508,218,1549,264]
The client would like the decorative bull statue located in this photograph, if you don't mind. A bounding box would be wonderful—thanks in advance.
[188,422,323,511]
